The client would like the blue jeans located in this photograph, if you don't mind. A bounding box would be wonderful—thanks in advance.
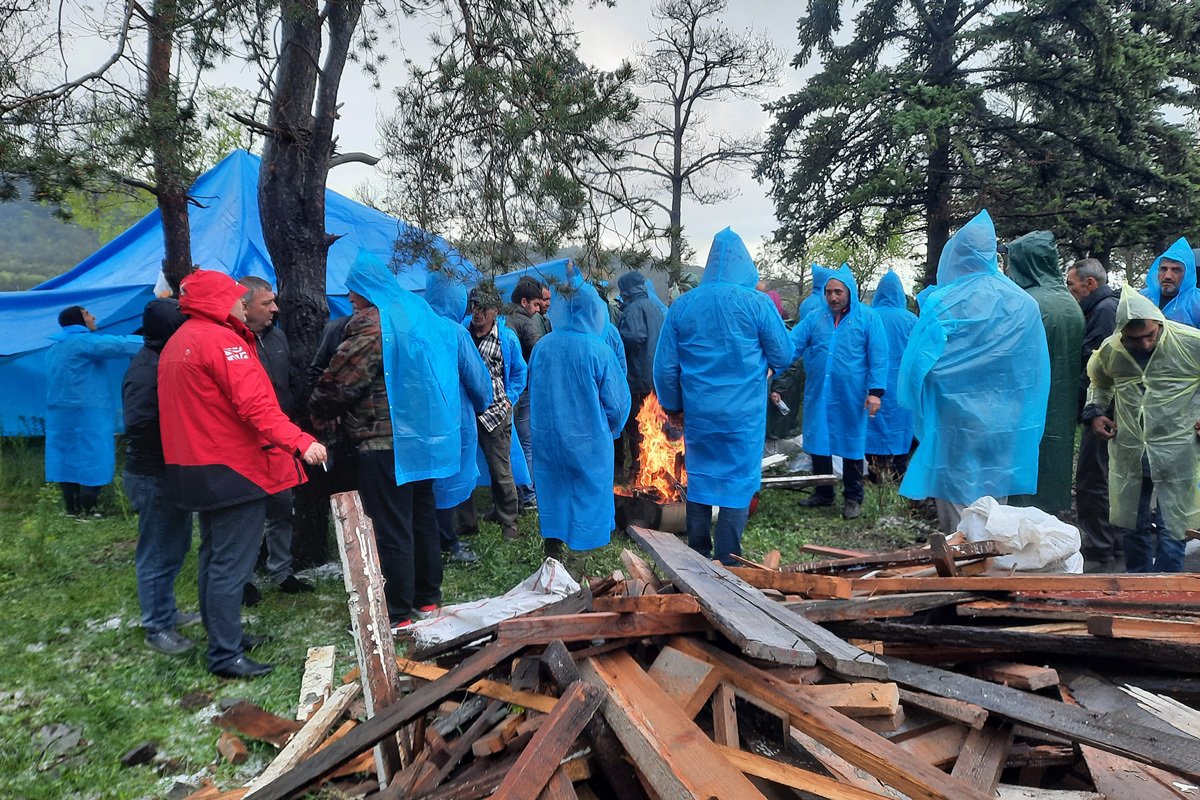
[198,498,266,671]
[1125,477,1185,573]
[262,488,294,584]
[686,501,750,566]
[126,472,194,633]
[514,389,536,503]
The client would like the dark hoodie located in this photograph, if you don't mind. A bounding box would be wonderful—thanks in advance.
[1006,230,1084,513]
[616,271,664,393]
[122,298,186,475]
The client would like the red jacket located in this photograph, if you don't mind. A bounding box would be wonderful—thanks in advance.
[159,270,315,510]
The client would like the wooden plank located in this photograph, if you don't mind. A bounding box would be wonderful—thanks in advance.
[592,594,700,614]
[297,646,336,722]
[787,541,1001,575]
[332,490,402,783]
[970,661,1060,692]
[497,610,709,644]
[788,728,906,799]
[580,650,769,800]
[760,473,841,490]
[950,720,1013,794]
[471,711,525,757]
[212,702,302,748]
[927,533,958,577]
[716,744,894,800]
[537,767,579,800]
[491,682,603,800]
[880,655,1200,781]
[829,620,1200,671]
[647,644,721,718]
[539,640,651,800]
[409,586,593,662]
[762,550,782,570]
[802,544,870,559]
[248,640,524,800]
[711,682,739,747]
[620,549,662,592]
[995,788,1102,800]
[669,636,993,800]
[1087,615,1200,644]
[728,566,853,599]
[393,657,557,713]
[786,592,977,623]
[898,689,988,729]
[853,575,1200,592]
[1121,684,1200,739]
[892,722,969,768]
[244,681,360,796]
[408,700,508,795]
[798,682,900,718]
[630,526,886,676]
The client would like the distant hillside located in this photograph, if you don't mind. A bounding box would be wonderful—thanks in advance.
[0,199,103,291]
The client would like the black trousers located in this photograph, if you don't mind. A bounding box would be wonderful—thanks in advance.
[811,455,865,504]
[1076,424,1124,560]
[61,482,101,515]
[615,390,649,481]
[356,449,442,623]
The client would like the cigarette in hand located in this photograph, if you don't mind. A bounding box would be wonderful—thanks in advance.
[321,461,328,472]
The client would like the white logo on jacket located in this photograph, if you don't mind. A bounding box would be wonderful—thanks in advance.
[224,345,250,361]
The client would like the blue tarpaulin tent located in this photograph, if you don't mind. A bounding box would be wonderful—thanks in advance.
[0,150,473,435]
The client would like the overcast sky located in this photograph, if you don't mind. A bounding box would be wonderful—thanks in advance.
[52,1,814,268]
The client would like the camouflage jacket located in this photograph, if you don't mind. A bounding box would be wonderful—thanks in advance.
[309,307,392,450]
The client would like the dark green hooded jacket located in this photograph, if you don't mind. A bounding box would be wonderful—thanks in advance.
[1006,230,1084,513]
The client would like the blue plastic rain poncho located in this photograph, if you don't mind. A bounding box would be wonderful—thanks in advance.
[602,322,628,377]
[617,271,665,394]
[1140,237,1199,327]
[798,264,834,321]
[654,227,793,507]
[1087,287,1200,537]
[44,325,141,486]
[426,271,494,509]
[867,271,917,456]
[345,255,461,483]
[530,279,631,549]
[790,265,889,460]
[898,210,1050,505]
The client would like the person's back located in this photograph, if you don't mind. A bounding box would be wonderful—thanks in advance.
[866,271,917,461]
[616,271,664,394]
[898,210,1050,524]
[531,279,630,555]
[1006,230,1084,513]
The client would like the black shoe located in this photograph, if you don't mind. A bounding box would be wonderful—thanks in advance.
[843,500,863,520]
[241,633,272,650]
[145,629,195,655]
[277,575,315,594]
[174,610,202,628]
[210,655,274,679]
[448,544,478,564]
[798,495,834,508]
[242,582,261,607]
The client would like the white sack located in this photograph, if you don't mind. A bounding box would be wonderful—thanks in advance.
[960,496,1083,574]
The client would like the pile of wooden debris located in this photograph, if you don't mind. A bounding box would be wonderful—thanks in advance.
[186,508,1200,800]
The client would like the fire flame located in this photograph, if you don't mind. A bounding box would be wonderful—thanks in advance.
[616,392,687,502]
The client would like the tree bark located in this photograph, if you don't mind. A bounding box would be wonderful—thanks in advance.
[146,0,193,293]
[258,0,366,566]
[923,0,960,287]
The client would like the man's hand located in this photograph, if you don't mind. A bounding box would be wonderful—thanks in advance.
[302,442,328,465]
[864,395,881,418]
[769,391,782,405]
[1091,415,1117,440]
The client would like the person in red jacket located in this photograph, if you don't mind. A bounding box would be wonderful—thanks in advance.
[159,270,326,679]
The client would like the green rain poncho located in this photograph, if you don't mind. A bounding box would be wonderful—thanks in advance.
[1006,231,1084,513]
[1086,289,1200,538]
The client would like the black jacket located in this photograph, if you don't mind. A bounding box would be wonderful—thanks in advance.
[255,324,293,415]
[616,272,665,394]
[1078,284,1119,414]
[122,298,186,475]
[506,306,544,365]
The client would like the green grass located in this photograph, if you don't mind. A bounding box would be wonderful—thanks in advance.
[0,443,922,798]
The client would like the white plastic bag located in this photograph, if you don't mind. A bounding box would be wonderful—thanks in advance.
[407,558,581,646]
[959,496,1083,574]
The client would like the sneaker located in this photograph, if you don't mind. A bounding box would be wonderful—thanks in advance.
[174,610,202,628]
[448,544,478,564]
[242,582,261,607]
[415,604,439,620]
[390,619,413,636]
[145,629,195,656]
[277,575,315,594]
[842,501,862,520]
[503,524,520,541]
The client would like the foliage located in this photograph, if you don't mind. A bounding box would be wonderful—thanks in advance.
[759,0,1200,283]
[0,197,102,284]
[380,0,644,279]
[805,225,914,291]
[626,0,782,287]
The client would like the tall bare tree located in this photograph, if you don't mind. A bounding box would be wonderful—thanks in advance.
[623,0,781,287]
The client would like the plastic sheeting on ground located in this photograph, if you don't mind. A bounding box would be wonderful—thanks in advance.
[960,496,1083,573]
[406,558,580,647]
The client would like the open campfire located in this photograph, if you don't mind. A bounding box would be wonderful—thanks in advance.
[615,392,687,531]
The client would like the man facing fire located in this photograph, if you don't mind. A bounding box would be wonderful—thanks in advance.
[654,228,792,565]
